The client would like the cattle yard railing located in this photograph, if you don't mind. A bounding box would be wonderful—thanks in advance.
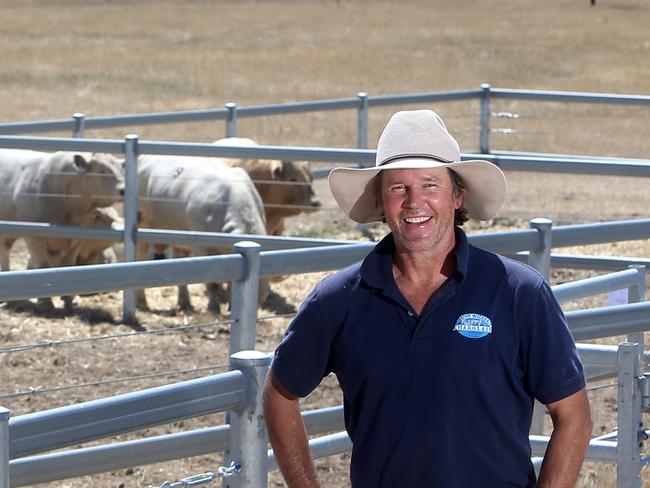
[0,85,649,154]
[0,229,649,487]
[1,134,649,321]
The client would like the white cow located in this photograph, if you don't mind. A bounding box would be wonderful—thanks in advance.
[0,149,124,310]
[137,154,269,312]
[213,137,321,236]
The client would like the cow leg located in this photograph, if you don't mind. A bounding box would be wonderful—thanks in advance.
[178,285,193,312]
[206,282,222,313]
[25,238,56,311]
[171,247,193,311]
[135,242,150,310]
[0,237,16,272]
[59,239,84,314]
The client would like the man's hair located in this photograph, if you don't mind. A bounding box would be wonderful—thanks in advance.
[374,168,469,226]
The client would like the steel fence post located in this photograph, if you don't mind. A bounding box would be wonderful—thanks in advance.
[226,102,237,138]
[528,218,552,436]
[72,112,85,138]
[0,407,9,488]
[122,134,139,325]
[627,265,646,355]
[230,242,261,357]
[357,92,369,152]
[528,218,552,282]
[479,83,491,154]
[617,342,642,488]
[225,350,271,488]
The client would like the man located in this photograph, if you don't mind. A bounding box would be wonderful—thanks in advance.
[263,110,592,487]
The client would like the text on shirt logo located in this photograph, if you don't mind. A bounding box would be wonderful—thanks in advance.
[453,313,492,339]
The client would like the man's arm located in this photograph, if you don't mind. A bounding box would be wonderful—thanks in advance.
[262,369,321,488]
[537,389,592,488]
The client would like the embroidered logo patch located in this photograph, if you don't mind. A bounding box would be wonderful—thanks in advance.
[453,313,492,339]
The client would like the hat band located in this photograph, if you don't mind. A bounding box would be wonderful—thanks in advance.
[378,153,453,167]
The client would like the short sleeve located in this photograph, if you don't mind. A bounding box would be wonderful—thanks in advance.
[518,279,586,404]
[271,280,340,398]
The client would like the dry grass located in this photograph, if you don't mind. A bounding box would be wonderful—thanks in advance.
[1,0,650,486]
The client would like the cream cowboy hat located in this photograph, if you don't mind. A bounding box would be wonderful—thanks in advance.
[328,109,507,223]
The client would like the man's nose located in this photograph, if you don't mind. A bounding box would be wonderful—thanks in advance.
[403,188,424,207]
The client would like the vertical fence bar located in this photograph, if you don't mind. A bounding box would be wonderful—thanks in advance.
[528,218,552,436]
[617,342,642,488]
[225,103,237,138]
[479,83,491,154]
[225,350,271,488]
[356,92,369,152]
[122,134,139,324]
[0,407,9,488]
[229,242,261,357]
[72,113,85,138]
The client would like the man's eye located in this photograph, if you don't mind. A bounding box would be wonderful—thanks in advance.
[389,185,405,192]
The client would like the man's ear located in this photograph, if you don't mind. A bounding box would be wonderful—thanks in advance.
[454,188,466,209]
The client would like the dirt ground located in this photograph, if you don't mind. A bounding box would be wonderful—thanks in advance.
[1,175,650,487]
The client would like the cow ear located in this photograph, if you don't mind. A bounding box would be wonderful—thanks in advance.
[73,154,89,171]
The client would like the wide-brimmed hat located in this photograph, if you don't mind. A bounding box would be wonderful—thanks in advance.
[328,109,507,223]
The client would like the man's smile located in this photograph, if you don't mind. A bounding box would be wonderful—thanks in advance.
[403,216,432,224]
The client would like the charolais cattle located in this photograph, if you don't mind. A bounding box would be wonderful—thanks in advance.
[213,137,321,236]
[137,154,269,312]
[0,149,124,310]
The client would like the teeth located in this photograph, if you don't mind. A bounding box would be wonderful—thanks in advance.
[404,216,430,224]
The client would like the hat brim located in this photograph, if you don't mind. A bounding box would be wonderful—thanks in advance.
[328,158,507,223]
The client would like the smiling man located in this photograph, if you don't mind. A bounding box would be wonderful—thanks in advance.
[263,110,592,488]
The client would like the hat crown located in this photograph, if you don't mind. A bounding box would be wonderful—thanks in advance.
[376,110,461,166]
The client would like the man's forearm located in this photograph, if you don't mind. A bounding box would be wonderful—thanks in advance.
[263,371,321,488]
[538,391,592,487]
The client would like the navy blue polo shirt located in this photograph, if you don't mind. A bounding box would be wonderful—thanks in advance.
[272,228,585,488]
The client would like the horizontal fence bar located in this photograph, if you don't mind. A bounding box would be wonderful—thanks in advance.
[9,371,244,458]
[529,435,618,462]
[366,89,482,107]
[551,219,650,248]
[267,431,353,472]
[138,141,375,165]
[566,302,650,342]
[9,403,343,486]
[0,221,360,251]
[467,229,539,254]
[302,406,345,435]
[0,221,123,241]
[577,344,619,368]
[0,136,124,153]
[260,244,375,278]
[9,426,230,487]
[490,88,650,106]
[552,268,643,303]
[464,153,650,177]
[512,253,650,271]
[0,254,245,301]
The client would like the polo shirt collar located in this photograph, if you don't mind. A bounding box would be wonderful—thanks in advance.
[360,226,469,291]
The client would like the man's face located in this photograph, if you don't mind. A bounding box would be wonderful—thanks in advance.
[378,167,463,254]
